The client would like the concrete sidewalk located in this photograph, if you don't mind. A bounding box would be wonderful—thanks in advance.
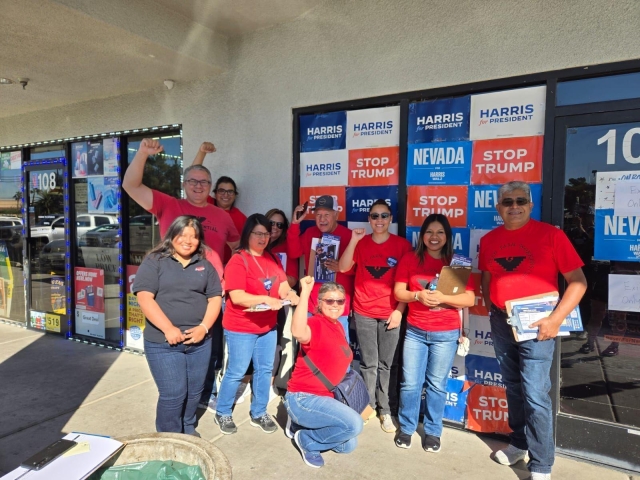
[0,323,635,479]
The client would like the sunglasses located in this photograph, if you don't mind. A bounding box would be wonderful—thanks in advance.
[369,213,391,220]
[320,298,346,306]
[500,197,529,207]
[270,221,284,229]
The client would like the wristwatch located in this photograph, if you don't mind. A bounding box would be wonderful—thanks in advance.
[414,292,419,302]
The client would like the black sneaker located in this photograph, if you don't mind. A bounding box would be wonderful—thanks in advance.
[214,414,237,435]
[250,413,278,434]
[422,434,441,453]
[395,431,412,449]
[579,341,595,354]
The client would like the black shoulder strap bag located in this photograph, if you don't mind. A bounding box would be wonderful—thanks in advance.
[301,349,370,416]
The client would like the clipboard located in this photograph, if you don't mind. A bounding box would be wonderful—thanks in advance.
[436,266,472,295]
[505,291,559,317]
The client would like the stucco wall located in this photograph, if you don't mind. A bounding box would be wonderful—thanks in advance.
[2,0,640,214]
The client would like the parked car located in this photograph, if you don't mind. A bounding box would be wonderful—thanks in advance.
[37,239,67,274]
[79,224,120,247]
[30,214,118,243]
[0,216,24,265]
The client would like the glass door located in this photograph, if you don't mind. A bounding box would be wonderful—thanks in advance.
[553,110,640,471]
[24,161,69,335]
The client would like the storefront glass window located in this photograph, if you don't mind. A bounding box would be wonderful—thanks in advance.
[557,71,640,106]
[0,150,25,324]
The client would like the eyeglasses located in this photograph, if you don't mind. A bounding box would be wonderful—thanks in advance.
[319,298,346,306]
[216,188,236,196]
[270,221,284,229]
[251,231,271,238]
[500,197,530,207]
[369,213,391,220]
[185,179,212,187]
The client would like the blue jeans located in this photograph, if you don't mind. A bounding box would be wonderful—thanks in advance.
[216,328,277,418]
[144,337,211,434]
[490,308,555,475]
[398,325,457,437]
[284,392,363,454]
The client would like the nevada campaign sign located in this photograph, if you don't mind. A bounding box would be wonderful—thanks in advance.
[346,106,400,150]
[300,111,346,152]
[467,183,542,229]
[407,141,472,186]
[408,96,470,144]
[594,208,640,261]
[469,86,546,140]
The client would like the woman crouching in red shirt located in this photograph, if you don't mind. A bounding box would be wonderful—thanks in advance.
[284,277,364,469]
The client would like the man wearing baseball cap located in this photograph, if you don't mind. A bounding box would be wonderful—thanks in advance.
[291,195,354,342]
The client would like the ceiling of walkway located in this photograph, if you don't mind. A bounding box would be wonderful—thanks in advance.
[0,0,322,119]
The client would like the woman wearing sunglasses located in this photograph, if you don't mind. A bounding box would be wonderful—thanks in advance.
[215,214,299,436]
[339,199,412,433]
[285,277,363,468]
[266,208,303,288]
[393,214,475,453]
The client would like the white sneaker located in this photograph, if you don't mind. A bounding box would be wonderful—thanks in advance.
[530,473,551,480]
[380,414,396,433]
[268,386,280,404]
[493,444,528,465]
[234,382,251,405]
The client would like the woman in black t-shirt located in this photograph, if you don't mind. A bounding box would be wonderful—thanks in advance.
[133,215,222,436]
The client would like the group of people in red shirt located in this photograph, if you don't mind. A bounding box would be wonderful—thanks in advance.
[125,139,586,480]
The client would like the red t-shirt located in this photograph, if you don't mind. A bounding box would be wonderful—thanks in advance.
[222,250,287,334]
[149,190,239,282]
[478,219,584,310]
[207,197,247,264]
[395,251,474,331]
[287,314,353,397]
[353,234,413,319]
[270,223,304,280]
[298,224,355,314]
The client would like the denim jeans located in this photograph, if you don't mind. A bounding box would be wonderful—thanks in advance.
[490,307,555,475]
[353,312,401,415]
[144,337,211,434]
[200,313,224,403]
[398,325,457,437]
[284,392,363,454]
[216,328,277,418]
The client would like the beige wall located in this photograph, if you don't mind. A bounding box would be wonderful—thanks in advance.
[1,0,640,215]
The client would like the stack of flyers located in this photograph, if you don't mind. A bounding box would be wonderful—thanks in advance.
[450,254,472,267]
[244,300,291,312]
[506,294,583,342]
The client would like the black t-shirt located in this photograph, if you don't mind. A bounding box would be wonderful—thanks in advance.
[132,253,222,343]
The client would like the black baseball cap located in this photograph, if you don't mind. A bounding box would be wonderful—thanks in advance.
[312,195,339,212]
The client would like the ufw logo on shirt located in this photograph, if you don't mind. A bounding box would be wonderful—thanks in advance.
[365,266,391,279]
[494,256,526,272]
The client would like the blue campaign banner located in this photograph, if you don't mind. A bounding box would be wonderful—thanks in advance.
[406,226,469,256]
[467,184,543,229]
[406,141,472,186]
[345,186,398,223]
[300,111,346,152]
[408,96,470,144]
[594,209,640,261]
[444,378,469,424]
[465,354,504,388]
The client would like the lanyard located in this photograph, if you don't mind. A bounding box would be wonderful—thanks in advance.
[248,251,272,291]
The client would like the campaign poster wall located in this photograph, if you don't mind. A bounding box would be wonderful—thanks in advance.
[125,265,145,350]
[405,85,546,432]
[74,267,105,339]
[299,105,401,233]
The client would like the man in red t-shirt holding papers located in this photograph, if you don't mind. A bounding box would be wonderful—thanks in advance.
[292,195,354,343]
[479,181,587,480]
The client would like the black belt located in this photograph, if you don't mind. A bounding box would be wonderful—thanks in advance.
[490,304,508,316]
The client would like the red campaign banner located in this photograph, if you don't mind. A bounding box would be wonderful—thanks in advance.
[469,272,489,316]
[74,267,105,313]
[299,186,347,222]
[465,383,512,434]
[471,136,543,185]
[348,146,399,187]
[406,185,468,228]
